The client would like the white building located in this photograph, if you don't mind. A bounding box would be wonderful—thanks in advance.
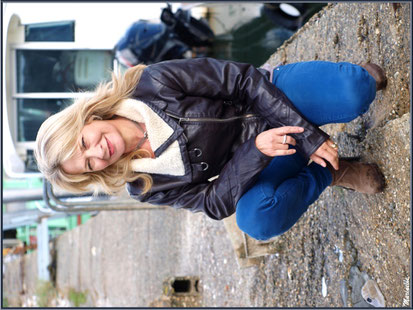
[2,3,179,178]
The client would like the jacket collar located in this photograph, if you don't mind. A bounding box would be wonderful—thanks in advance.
[116,98,184,157]
[117,97,192,180]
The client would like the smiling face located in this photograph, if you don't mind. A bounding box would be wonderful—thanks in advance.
[61,120,127,174]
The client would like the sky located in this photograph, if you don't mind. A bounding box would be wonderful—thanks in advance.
[3,2,186,47]
[3,2,181,23]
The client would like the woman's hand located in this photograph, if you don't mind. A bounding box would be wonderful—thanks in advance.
[310,139,339,170]
[255,126,305,157]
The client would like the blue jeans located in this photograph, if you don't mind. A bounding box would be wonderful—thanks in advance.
[236,61,376,240]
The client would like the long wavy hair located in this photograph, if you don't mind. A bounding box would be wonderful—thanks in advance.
[34,64,153,195]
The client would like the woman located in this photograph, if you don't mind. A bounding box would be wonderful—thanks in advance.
[35,58,386,240]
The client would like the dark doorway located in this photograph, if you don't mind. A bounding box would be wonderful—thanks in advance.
[172,279,191,293]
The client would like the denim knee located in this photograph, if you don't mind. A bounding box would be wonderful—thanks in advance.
[340,65,377,117]
[236,196,288,240]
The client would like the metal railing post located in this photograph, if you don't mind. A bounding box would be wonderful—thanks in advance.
[43,179,168,212]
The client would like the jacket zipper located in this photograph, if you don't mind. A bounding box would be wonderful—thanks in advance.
[165,111,257,125]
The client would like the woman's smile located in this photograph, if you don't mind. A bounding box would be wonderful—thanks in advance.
[106,136,114,157]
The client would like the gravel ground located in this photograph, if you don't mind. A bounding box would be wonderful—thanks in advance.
[3,2,410,308]
[179,2,411,307]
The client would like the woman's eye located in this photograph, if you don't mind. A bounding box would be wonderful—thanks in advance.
[87,160,93,171]
[82,137,86,149]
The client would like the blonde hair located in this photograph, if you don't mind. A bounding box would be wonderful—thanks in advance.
[34,64,153,195]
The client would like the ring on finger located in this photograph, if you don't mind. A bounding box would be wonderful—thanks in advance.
[282,135,287,145]
[330,142,338,149]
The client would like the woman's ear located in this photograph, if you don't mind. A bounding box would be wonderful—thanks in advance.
[91,115,103,121]
[86,115,103,124]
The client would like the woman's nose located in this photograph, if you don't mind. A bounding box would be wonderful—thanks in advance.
[86,143,104,159]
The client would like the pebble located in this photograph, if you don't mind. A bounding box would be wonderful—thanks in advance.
[339,251,344,263]
[322,277,327,297]
[361,279,386,307]
[334,245,344,263]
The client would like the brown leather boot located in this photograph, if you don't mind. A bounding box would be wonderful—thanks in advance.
[360,63,387,91]
[328,159,385,194]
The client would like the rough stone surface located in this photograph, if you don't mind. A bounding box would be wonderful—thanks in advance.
[244,2,411,307]
[3,2,410,307]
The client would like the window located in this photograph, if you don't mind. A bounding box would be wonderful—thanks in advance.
[17,98,72,142]
[13,47,114,171]
[25,21,75,42]
[14,49,113,144]
[16,49,113,93]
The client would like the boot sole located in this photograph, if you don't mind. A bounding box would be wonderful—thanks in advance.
[366,163,386,193]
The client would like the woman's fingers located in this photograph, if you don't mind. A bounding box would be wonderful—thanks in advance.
[310,154,326,167]
[276,148,297,156]
[274,126,305,135]
[319,150,338,169]
[255,126,304,157]
[280,135,296,146]
[256,127,340,166]
[311,140,339,170]
[276,126,304,135]
[272,126,305,146]
[325,139,339,154]
[324,139,339,169]
[268,148,297,157]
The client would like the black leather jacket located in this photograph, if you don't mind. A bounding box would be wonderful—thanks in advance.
[126,58,329,220]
